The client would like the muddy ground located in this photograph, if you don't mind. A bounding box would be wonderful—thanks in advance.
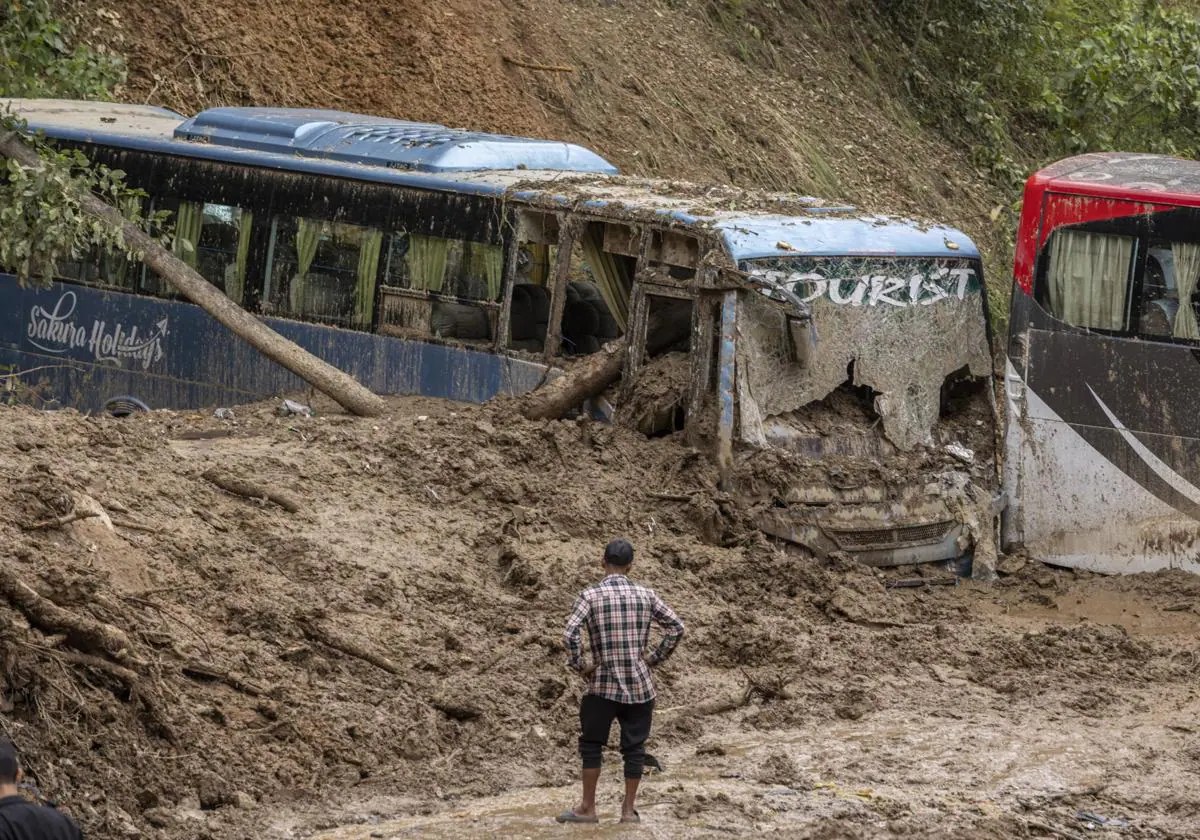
[0,394,1197,838]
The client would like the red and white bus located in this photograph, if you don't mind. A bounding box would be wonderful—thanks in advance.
[1005,154,1200,574]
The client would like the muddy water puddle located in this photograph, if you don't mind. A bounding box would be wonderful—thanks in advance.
[306,697,1199,839]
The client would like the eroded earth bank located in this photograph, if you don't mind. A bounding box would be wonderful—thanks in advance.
[1,396,1198,839]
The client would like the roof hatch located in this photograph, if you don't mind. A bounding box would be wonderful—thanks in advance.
[173,107,618,174]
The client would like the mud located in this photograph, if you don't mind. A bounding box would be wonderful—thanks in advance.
[0,396,1196,839]
[619,351,691,436]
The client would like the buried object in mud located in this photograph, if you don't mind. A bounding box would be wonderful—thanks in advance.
[521,306,693,421]
[200,469,302,513]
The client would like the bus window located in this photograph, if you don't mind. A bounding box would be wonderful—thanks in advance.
[376,233,499,343]
[1044,229,1135,331]
[1137,241,1200,341]
[144,201,255,303]
[266,217,382,329]
[508,243,553,353]
[1138,247,1177,338]
[556,226,629,357]
[57,245,136,291]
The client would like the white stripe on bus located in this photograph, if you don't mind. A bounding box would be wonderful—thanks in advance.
[1087,384,1200,508]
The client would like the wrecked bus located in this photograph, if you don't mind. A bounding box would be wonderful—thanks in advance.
[1004,153,1200,575]
[0,100,999,571]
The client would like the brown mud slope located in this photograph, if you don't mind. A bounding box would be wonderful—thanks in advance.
[1,396,1199,838]
[62,0,1012,277]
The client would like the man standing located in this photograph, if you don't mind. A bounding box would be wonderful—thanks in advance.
[557,538,685,825]
[0,740,83,839]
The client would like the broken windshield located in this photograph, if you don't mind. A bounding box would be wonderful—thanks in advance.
[739,256,993,451]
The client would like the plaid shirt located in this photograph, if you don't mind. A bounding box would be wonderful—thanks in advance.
[563,574,684,704]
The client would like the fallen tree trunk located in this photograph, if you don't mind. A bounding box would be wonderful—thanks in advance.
[522,343,625,421]
[0,131,386,418]
[201,468,302,512]
[521,306,692,421]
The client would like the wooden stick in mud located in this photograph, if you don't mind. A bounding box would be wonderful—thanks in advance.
[474,629,541,674]
[110,517,159,534]
[502,55,575,73]
[182,660,269,696]
[0,566,135,662]
[299,619,405,678]
[201,469,301,512]
[21,509,100,531]
[659,685,754,721]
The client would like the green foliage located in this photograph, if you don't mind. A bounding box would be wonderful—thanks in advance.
[0,131,166,283]
[0,1,162,287]
[0,0,125,97]
[878,0,1200,185]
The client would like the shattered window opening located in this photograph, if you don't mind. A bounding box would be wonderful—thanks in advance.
[740,256,992,452]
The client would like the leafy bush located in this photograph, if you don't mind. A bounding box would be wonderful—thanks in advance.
[0,0,125,97]
[0,0,161,286]
[877,0,1200,184]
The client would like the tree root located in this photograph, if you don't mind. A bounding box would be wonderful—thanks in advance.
[299,618,408,681]
[21,509,100,531]
[22,643,177,744]
[0,565,134,663]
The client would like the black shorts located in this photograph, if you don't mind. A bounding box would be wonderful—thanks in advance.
[578,693,655,779]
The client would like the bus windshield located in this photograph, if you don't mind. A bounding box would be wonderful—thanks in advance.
[742,255,992,451]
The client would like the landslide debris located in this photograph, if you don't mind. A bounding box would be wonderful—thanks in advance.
[0,396,1197,838]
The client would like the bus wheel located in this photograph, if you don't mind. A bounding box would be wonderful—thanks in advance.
[103,395,151,418]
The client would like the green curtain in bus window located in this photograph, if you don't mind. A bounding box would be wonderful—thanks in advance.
[580,224,630,331]
[1046,230,1133,331]
[529,243,550,286]
[225,209,253,305]
[406,234,449,293]
[355,228,383,328]
[466,242,504,300]
[173,201,204,269]
[1173,242,1200,340]
[290,218,321,314]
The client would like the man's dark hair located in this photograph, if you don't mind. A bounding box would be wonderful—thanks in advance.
[603,538,634,567]
[0,740,20,784]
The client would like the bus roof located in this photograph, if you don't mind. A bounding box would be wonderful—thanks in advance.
[6,99,979,262]
[1031,152,1200,207]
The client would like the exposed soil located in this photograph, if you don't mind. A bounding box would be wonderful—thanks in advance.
[1,396,1198,838]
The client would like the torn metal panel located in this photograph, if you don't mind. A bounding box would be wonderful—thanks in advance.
[739,256,993,451]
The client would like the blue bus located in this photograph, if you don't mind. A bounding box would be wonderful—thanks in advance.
[1,99,998,570]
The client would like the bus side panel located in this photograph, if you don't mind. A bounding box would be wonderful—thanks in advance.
[1018,312,1200,573]
[1,276,551,412]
